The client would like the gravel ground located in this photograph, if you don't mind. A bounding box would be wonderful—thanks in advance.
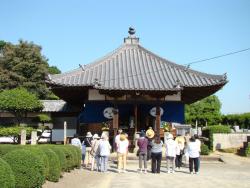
[43,152,250,188]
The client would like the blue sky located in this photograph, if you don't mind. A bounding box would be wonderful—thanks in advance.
[0,0,249,114]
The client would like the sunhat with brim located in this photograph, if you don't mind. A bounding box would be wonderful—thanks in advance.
[86,132,92,137]
[93,134,100,139]
[120,134,126,141]
[146,128,155,139]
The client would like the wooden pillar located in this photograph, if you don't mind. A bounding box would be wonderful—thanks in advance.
[112,107,119,151]
[134,104,138,133]
[156,106,161,135]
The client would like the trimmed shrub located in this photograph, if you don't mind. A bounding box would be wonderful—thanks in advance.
[23,146,50,178]
[59,146,75,171]
[245,145,250,157]
[202,125,231,150]
[65,145,81,168]
[0,144,21,157]
[0,158,15,188]
[39,147,61,182]
[3,149,45,188]
[200,143,210,155]
[47,145,67,172]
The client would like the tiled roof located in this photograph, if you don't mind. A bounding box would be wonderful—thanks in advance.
[48,36,227,91]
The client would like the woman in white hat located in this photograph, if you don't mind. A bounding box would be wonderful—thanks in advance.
[165,133,178,173]
[83,132,93,167]
[98,134,111,172]
[90,134,101,171]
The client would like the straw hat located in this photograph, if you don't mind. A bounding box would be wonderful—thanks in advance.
[146,127,155,139]
[92,133,100,139]
[120,133,126,141]
[86,132,92,137]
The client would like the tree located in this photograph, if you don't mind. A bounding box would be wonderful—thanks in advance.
[33,114,52,142]
[185,95,222,126]
[0,40,60,99]
[48,66,61,74]
[0,88,43,125]
[222,113,250,129]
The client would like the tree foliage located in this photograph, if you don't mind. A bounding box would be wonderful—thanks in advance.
[185,95,222,126]
[222,113,250,129]
[0,40,60,99]
[0,126,36,143]
[0,88,43,124]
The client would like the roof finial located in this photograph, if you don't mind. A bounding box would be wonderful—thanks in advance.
[128,27,136,36]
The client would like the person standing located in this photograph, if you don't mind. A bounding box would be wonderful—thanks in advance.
[175,134,185,168]
[90,134,101,171]
[83,132,93,167]
[184,132,191,167]
[81,141,86,168]
[116,133,129,173]
[165,133,178,173]
[194,134,201,171]
[150,134,163,173]
[99,134,111,172]
[115,129,123,151]
[137,131,148,173]
[71,133,82,149]
[187,136,200,174]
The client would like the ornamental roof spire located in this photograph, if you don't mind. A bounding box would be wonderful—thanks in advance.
[124,27,139,45]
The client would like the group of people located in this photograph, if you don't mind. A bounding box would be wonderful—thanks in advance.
[71,129,201,175]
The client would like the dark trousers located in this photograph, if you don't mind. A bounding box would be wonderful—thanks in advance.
[151,152,162,173]
[175,154,183,168]
[189,157,199,172]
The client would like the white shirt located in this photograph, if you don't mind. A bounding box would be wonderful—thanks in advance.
[187,141,200,158]
[99,140,111,156]
[195,139,201,152]
[117,139,129,154]
[165,139,178,157]
[115,134,120,144]
[71,138,81,149]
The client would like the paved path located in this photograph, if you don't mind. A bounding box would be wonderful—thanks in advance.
[43,153,250,188]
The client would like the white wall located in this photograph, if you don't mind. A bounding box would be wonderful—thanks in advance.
[52,129,76,142]
[213,133,250,151]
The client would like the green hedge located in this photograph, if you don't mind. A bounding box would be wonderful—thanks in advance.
[0,158,15,188]
[38,147,61,182]
[0,144,21,157]
[3,149,45,188]
[0,144,81,186]
[200,143,210,155]
[23,146,50,178]
[64,145,81,168]
[48,145,67,172]
[202,125,231,150]
[59,146,75,171]
[245,145,250,157]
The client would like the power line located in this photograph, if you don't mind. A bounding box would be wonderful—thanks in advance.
[184,47,250,66]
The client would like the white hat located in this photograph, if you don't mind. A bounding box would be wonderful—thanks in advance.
[93,133,100,139]
[86,132,92,137]
[166,133,173,140]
